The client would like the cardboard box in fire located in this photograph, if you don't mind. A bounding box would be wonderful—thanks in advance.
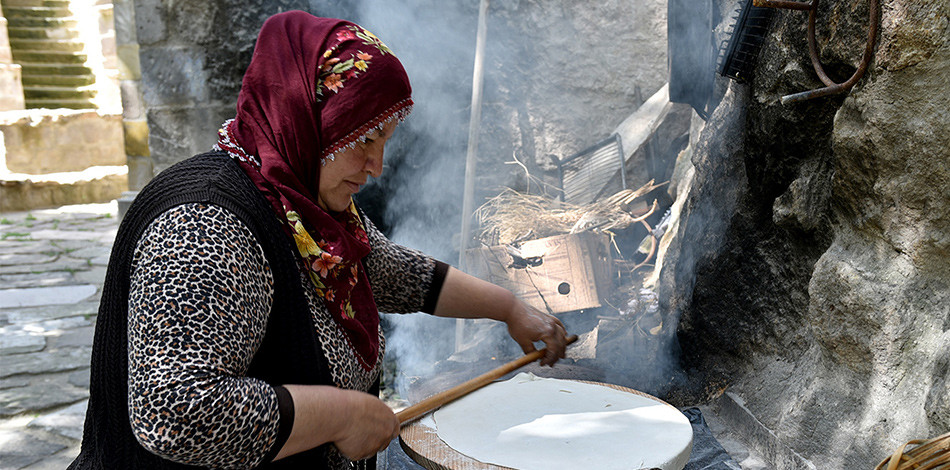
[464,231,614,314]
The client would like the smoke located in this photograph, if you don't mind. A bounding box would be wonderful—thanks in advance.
[334,0,738,400]
[352,0,479,396]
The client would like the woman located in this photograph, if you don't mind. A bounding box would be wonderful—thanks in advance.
[69,10,567,470]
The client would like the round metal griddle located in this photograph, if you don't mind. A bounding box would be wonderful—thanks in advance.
[399,376,685,470]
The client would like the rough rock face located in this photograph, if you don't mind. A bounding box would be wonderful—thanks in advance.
[670,0,949,467]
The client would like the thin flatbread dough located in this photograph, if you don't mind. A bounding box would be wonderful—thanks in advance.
[433,373,692,470]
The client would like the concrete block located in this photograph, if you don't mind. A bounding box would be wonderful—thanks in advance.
[146,104,234,173]
[119,79,145,119]
[132,0,166,45]
[116,43,140,80]
[123,119,149,157]
[0,168,128,212]
[139,46,208,106]
[126,155,153,191]
[112,0,138,45]
[0,110,125,174]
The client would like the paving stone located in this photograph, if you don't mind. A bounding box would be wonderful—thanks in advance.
[0,285,97,308]
[0,240,56,255]
[0,375,89,417]
[0,301,99,324]
[0,376,30,391]
[29,229,112,242]
[72,266,107,286]
[29,400,86,441]
[89,254,111,266]
[67,369,89,389]
[45,327,95,350]
[0,258,91,275]
[0,330,46,355]
[0,347,91,379]
[63,246,111,260]
[0,430,66,470]
[0,272,76,290]
[0,253,58,267]
[20,444,81,470]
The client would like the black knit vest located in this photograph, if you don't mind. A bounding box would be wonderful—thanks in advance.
[69,152,338,469]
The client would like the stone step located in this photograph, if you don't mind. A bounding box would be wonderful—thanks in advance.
[9,38,84,53]
[4,16,77,29]
[23,98,96,109]
[6,26,79,40]
[21,74,95,87]
[2,6,73,19]
[20,63,93,76]
[0,166,128,212]
[0,0,70,7]
[23,86,96,100]
[0,110,125,174]
[11,50,87,64]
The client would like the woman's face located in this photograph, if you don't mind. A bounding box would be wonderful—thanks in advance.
[316,119,398,212]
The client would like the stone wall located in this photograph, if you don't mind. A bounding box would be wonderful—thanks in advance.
[1,110,125,173]
[664,0,950,467]
[132,0,309,174]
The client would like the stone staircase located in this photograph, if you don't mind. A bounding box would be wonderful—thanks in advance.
[2,0,97,109]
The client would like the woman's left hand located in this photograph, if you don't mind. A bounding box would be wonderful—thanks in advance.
[434,266,569,366]
[503,299,568,366]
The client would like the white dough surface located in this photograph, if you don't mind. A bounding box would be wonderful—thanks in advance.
[432,373,692,470]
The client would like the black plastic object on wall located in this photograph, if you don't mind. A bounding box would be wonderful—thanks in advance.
[668,0,715,120]
[718,0,775,84]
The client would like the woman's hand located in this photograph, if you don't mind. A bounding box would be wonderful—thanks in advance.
[277,385,399,462]
[433,267,569,366]
[333,390,400,461]
[502,299,568,366]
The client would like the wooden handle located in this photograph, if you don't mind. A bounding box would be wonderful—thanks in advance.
[396,334,578,425]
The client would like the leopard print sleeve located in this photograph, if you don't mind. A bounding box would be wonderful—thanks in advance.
[362,215,449,314]
[128,203,281,469]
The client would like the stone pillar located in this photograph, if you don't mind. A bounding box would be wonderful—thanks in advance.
[0,6,25,111]
[112,0,151,217]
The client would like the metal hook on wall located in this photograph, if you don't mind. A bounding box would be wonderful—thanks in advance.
[754,0,879,104]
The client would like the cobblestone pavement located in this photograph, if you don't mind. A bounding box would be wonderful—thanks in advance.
[0,202,118,470]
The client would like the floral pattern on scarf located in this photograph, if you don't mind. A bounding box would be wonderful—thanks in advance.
[317,25,394,99]
[286,203,368,320]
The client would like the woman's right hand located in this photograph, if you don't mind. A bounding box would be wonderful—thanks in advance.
[277,385,399,462]
[333,390,400,461]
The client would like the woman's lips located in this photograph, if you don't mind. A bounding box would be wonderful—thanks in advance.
[346,181,361,193]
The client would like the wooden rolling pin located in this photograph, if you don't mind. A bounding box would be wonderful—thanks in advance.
[396,334,578,425]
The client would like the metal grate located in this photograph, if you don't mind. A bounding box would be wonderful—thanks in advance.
[718,0,775,83]
[555,134,625,205]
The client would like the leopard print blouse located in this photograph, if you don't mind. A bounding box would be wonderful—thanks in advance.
[128,203,441,469]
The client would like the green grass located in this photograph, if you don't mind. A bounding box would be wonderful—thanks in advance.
[25,213,36,221]
[0,218,12,225]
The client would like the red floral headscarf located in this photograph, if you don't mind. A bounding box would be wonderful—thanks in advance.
[215,11,413,371]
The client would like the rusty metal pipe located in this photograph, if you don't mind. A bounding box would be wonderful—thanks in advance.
[753,0,814,11]
[758,0,879,104]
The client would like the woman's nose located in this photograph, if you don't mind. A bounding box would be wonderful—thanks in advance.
[364,146,384,178]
